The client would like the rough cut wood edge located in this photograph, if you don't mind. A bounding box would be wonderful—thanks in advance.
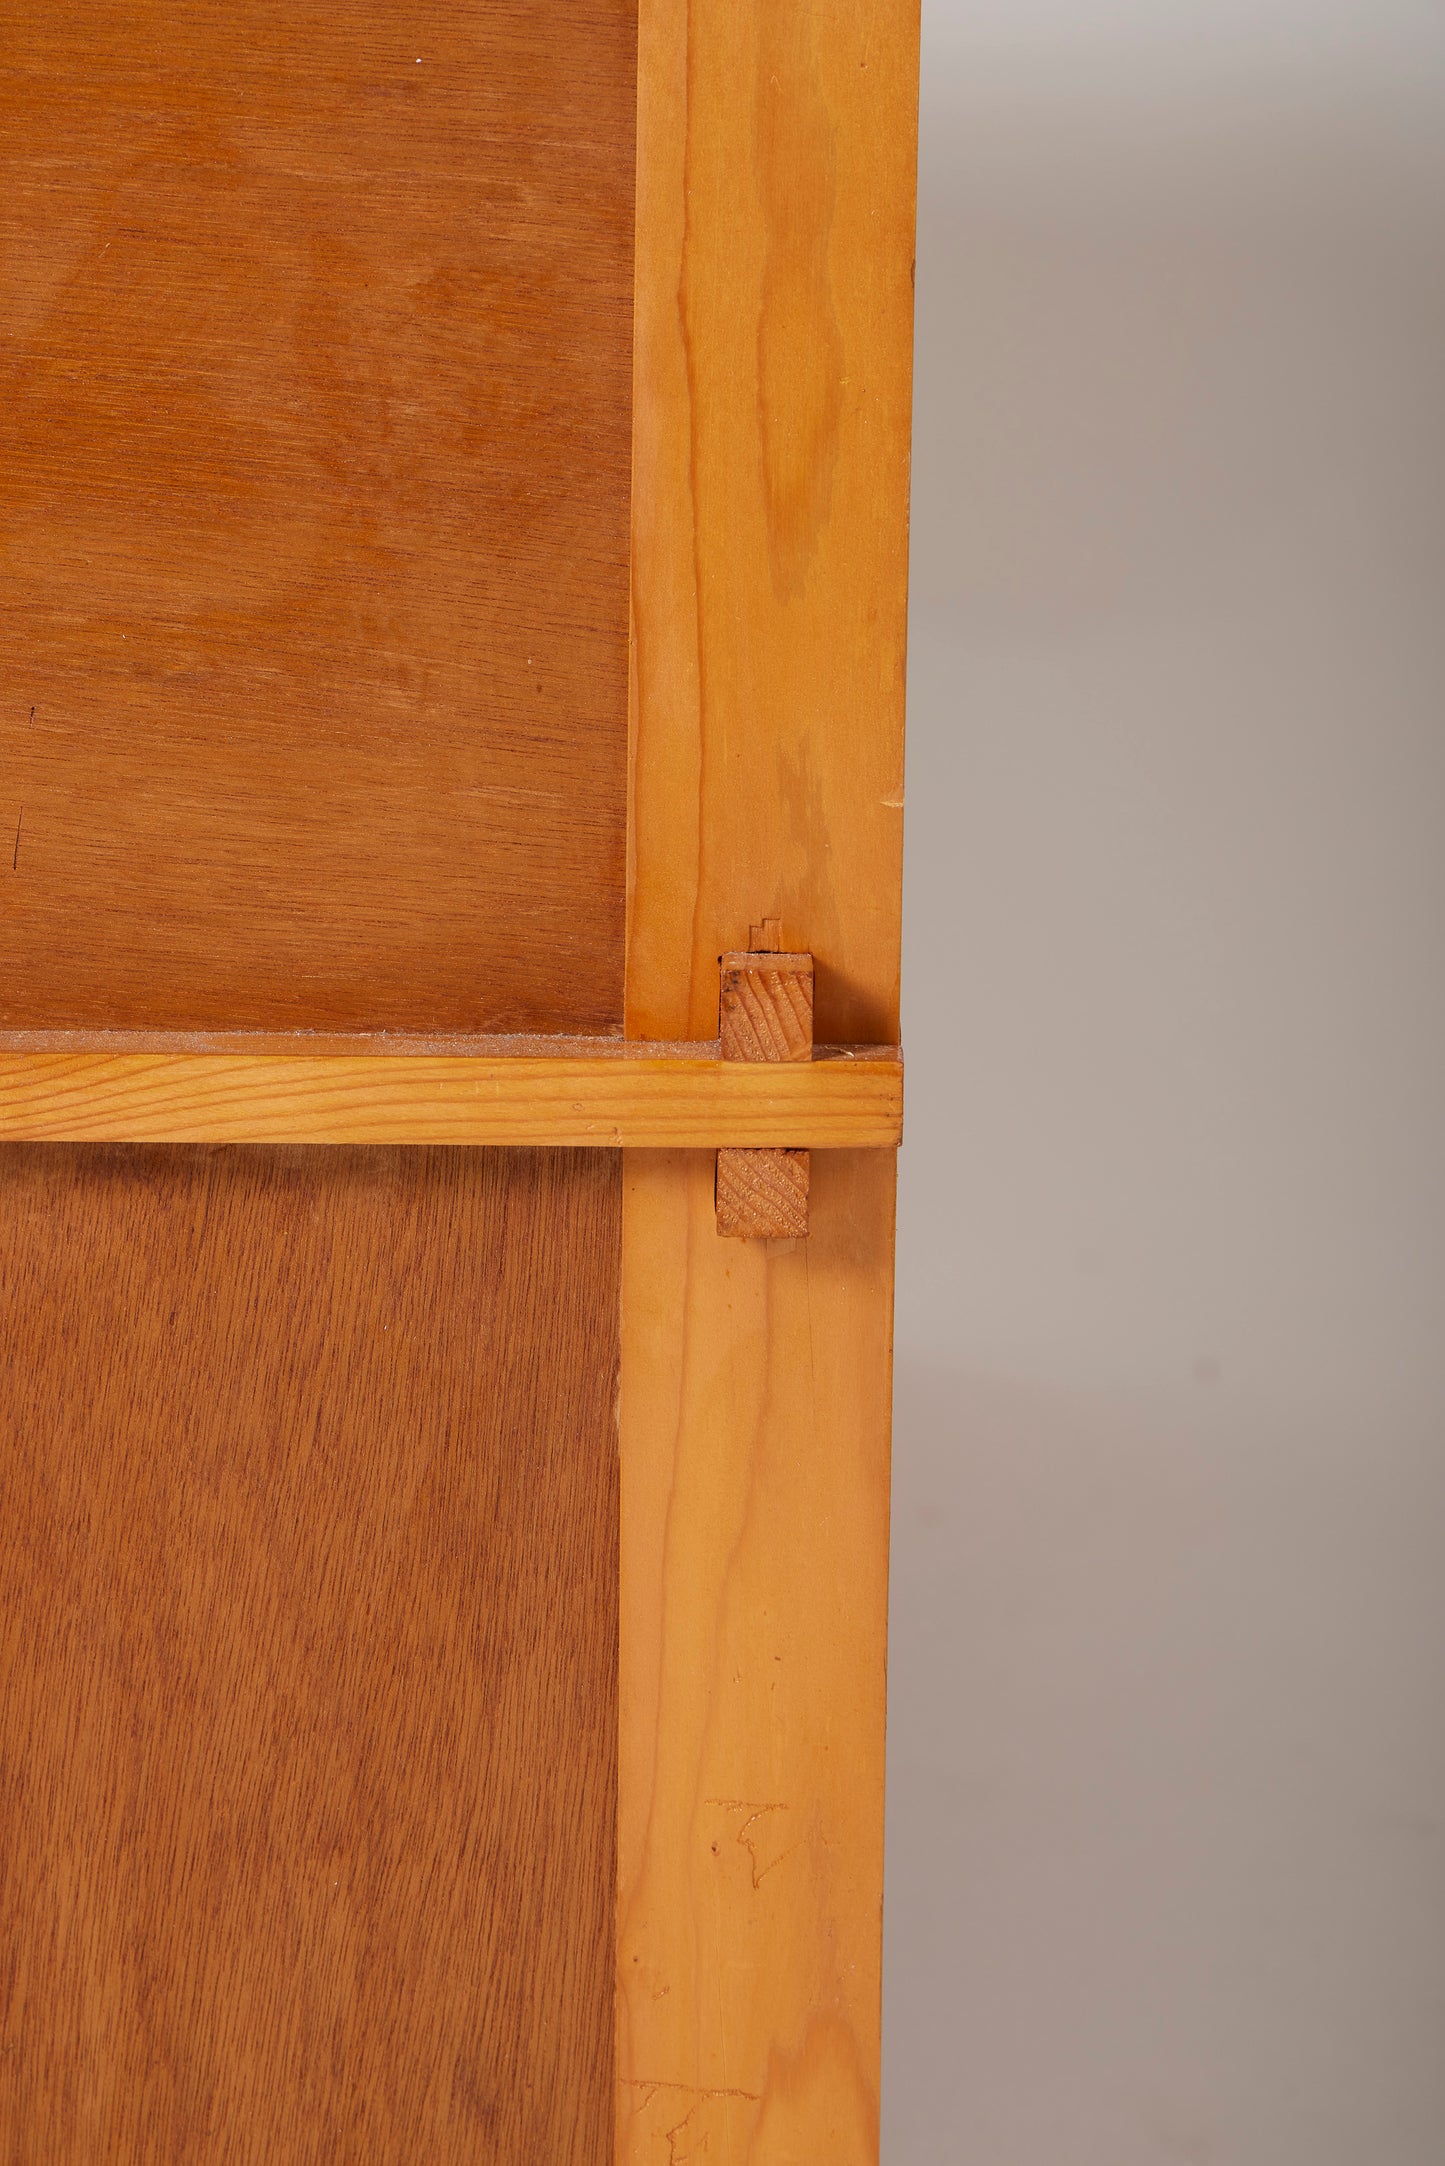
[618,1150,895,2164]
[715,1146,810,1240]
[625,0,919,1043]
[0,1053,901,1147]
[719,953,815,1064]
[718,948,816,1235]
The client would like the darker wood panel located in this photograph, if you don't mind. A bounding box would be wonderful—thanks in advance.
[0,1145,620,2162]
[0,2,635,1032]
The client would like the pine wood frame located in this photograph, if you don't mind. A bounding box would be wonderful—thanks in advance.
[0,2,918,2154]
[0,1044,901,1148]
[620,4,916,2154]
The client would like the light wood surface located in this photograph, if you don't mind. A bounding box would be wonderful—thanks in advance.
[621,0,916,2149]
[0,1047,900,1147]
[626,0,919,1044]
[0,1145,619,2160]
[618,1149,896,2164]
[0,0,634,1033]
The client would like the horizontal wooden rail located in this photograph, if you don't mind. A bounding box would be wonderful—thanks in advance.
[0,1043,902,1148]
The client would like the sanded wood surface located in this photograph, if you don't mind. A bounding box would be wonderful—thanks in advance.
[626,0,919,1044]
[0,1144,619,2161]
[620,3,916,2146]
[0,1046,901,1146]
[618,1150,896,2163]
[0,0,635,1034]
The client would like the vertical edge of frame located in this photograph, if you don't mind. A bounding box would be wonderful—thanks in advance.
[617,1149,896,2163]
[625,0,920,1045]
[622,0,917,2153]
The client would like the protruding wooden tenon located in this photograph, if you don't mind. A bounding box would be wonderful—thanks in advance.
[716,937,814,1238]
[716,1146,810,1238]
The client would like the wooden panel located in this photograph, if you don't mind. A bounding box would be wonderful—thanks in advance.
[617,1149,896,2163]
[0,1144,619,2161]
[0,1045,902,1146]
[626,0,918,1043]
[0,0,636,1034]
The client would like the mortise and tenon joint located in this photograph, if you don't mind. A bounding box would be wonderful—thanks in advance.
[716,919,813,1240]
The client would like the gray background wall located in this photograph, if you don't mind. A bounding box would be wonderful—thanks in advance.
[887,3,1445,2158]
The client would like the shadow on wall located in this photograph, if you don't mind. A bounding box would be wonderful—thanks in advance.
[887,10,1445,2161]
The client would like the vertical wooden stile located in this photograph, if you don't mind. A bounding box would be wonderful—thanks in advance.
[618,0,918,2156]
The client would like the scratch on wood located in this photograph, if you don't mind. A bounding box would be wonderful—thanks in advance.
[705,1798,802,1889]
[12,807,21,871]
[621,2077,761,2106]
[623,2075,762,2157]
[664,2097,703,2164]
[622,2077,763,2166]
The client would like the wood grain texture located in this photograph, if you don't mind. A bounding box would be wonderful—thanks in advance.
[618,1150,896,2164]
[0,1144,619,2161]
[622,2,916,2143]
[715,1146,810,1240]
[625,0,919,1043]
[0,0,636,1034]
[717,948,815,1235]
[719,953,815,1064]
[0,1047,902,1146]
